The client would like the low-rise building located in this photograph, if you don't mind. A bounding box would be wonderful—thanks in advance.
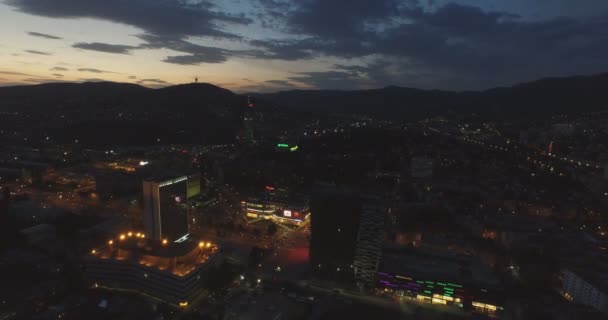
[85,233,221,306]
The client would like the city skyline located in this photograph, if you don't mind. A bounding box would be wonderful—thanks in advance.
[1,0,608,92]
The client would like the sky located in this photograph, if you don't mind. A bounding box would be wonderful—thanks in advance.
[1,0,607,92]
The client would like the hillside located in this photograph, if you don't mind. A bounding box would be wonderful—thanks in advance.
[254,73,608,119]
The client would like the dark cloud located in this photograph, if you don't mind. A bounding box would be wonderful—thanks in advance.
[6,0,251,39]
[50,67,69,71]
[264,79,293,86]
[52,73,64,77]
[163,53,226,65]
[77,68,115,74]
[137,78,168,84]
[136,78,171,88]
[79,78,108,82]
[73,42,138,54]
[27,31,62,39]
[21,77,66,83]
[24,49,52,55]
[128,75,137,79]
[138,34,229,64]
[252,0,608,89]
[0,70,35,76]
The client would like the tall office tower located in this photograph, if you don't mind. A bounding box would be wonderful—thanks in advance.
[310,190,362,278]
[354,196,387,287]
[143,175,190,242]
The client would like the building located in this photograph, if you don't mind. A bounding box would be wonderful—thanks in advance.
[310,189,386,285]
[143,175,195,243]
[354,197,387,286]
[243,197,281,220]
[310,190,362,280]
[94,159,155,198]
[242,186,289,220]
[562,269,608,314]
[376,250,503,316]
[273,204,310,226]
[85,233,221,306]
[20,223,57,248]
[410,156,434,179]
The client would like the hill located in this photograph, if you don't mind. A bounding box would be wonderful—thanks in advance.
[253,73,608,119]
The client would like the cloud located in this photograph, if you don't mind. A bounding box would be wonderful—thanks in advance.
[24,49,52,55]
[128,75,137,79]
[77,68,115,74]
[50,67,69,71]
[251,0,608,89]
[27,31,62,39]
[0,70,35,76]
[136,78,171,88]
[79,77,107,82]
[73,42,138,54]
[163,53,226,65]
[52,73,64,77]
[264,79,293,86]
[22,77,66,83]
[7,0,253,66]
[138,34,229,65]
[7,0,251,39]
[137,78,168,84]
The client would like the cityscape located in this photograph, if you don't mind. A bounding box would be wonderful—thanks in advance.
[1,1,608,320]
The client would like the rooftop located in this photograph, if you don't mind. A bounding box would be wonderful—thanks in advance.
[89,231,218,277]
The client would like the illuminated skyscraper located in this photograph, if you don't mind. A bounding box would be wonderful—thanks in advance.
[143,175,191,242]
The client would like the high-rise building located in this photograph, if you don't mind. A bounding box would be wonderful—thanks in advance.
[310,190,361,278]
[310,189,386,285]
[143,175,191,242]
[354,196,387,286]
[562,269,608,315]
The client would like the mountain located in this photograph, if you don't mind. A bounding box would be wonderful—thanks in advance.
[1,73,607,145]
[0,81,260,146]
[253,73,608,119]
[0,82,149,113]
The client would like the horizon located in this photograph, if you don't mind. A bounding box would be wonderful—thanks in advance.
[1,70,606,95]
[1,0,608,93]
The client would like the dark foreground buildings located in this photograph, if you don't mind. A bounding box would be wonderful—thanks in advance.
[310,189,386,287]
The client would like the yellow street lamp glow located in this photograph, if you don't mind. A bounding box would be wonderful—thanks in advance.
[198,241,204,248]
[128,232,133,237]
[108,240,114,245]
[179,301,188,307]
[162,239,168,245]
[91,249,96,254]
[119,234,126,240]
[206,242,211,248]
